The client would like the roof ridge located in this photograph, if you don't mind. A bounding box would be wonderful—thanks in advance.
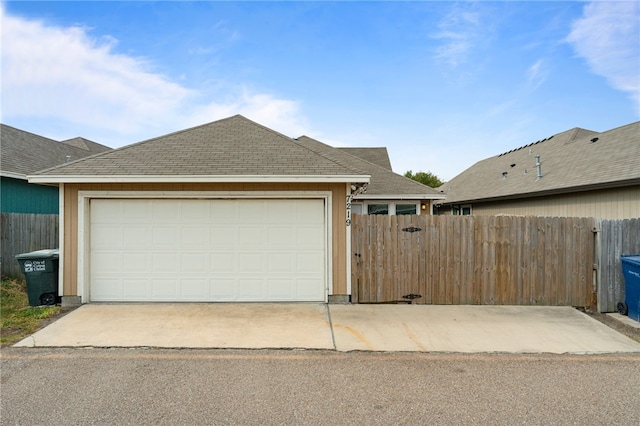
[296,135,440,193]
[1,123,59,143]
[293,135,367,175]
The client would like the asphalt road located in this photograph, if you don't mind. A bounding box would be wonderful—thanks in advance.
[2,348,639,425]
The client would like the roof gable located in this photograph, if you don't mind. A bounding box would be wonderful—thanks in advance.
[0,124,112,178]
[440,121,640,204]
[296,136,443,198]
[61,137,112,155]
[338,147,392,170]
[30,115,369,183]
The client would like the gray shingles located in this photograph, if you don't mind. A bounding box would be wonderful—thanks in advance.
[338,147,393,170]
[33,115,365,177]
[440,121,640,204]
[295,136,442,197]
[1,124,112,177]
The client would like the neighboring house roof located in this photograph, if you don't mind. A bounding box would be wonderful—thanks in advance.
[338,147,392,170]
[30,115,370,184]
[0,124,112,180]
[296,136,444,199]
[439,121,640,205]
[61,137,112,154]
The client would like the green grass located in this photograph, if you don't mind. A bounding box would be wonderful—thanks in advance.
[1,279,61,347]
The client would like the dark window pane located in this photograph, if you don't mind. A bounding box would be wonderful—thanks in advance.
[396,204,417,215]
[368,204,389,215]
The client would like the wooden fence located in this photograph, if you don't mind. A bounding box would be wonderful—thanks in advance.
[351,214,596,307]
[596,218,640,313]
[0,213,59,279]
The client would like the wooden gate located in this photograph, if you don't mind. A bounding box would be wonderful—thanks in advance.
[351,214,595,307]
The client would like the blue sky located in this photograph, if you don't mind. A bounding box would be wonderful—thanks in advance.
[1,1,638,180]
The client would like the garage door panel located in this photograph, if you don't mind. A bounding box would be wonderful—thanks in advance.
[152,226,179,247]
[267,227,294,247]
[121,200,150,223]
[210,278,236,299]
[238,227,265,249]
[151,200,180,222]
[91,251,121,273]
[210,227,237,248]
[238,253,264,272]
[180,279,209,299]
[151,279,179,300]
[296,253,324,273]
[267,278,295,299]
[181,200,210,222]
[181,252,209,273]
[123,279,149,299]
[181,227,210,247]
[93,199,122,222]
[297,226,325,249]
[91,277,122,300]
[152,253,179,272]
[123,226,151,248]
[296,279,325,299]
[211,200,238,223]
[91,225,123,249]
[210,253,236,272]
[266,200,295,223]
[267,253,293,272]
[122,253,149,273]
[90,198,326,302]
[238,279,265,299]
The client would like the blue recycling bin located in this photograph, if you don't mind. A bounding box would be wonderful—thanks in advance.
[620,255,640,322]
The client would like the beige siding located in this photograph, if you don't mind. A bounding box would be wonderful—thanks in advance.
[62,182,348,298]
[453,186,640,219]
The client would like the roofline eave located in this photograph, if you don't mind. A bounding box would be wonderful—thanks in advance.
[353,193,446,200]
[1,171,28,180]
[437,178,640,206]
[27,174,371,184]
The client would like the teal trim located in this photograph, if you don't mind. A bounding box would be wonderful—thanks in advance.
[0,177,59,214]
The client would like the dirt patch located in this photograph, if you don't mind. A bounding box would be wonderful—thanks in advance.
[584,310,640,344]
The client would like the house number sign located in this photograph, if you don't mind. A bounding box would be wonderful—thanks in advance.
[346,183,368,226]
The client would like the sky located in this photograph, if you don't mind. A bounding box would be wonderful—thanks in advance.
[1,1,638,181]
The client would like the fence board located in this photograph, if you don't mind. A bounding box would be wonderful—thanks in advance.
[1,213,59,279]
[597,218,640,312]
[351,214,596,307]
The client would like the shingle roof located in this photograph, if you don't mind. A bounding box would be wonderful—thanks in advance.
[61,137,112,155]
[338,147,392,170]
[439,121,640,204]
[31,115,369,181]
[296,136,443,199]
[0,124,112,178]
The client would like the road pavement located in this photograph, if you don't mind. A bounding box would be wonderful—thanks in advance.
[2,348,639,425]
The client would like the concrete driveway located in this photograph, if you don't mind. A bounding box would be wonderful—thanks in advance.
[14,304,640,354]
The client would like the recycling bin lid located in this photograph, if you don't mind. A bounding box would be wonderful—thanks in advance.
[621,255,640,267]
[15,249,60,260]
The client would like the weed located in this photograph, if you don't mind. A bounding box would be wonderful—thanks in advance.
[0,279,61,347]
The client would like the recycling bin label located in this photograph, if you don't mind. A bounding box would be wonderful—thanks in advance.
[24,260,46,273]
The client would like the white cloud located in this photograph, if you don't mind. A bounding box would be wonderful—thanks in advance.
[432,4,486,68]
[0,6,309,145]
[526,59,548,91]
[567,1,640,109]
[183,89,309,138]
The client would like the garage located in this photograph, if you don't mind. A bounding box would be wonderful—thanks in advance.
[89,198,327,302]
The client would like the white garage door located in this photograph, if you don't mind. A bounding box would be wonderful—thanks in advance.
[89,198,326,302]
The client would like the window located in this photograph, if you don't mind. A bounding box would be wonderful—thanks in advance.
[452,205,472,215]
[351,203,363,215]
[396,204,417,215]
[367,204,389,215]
